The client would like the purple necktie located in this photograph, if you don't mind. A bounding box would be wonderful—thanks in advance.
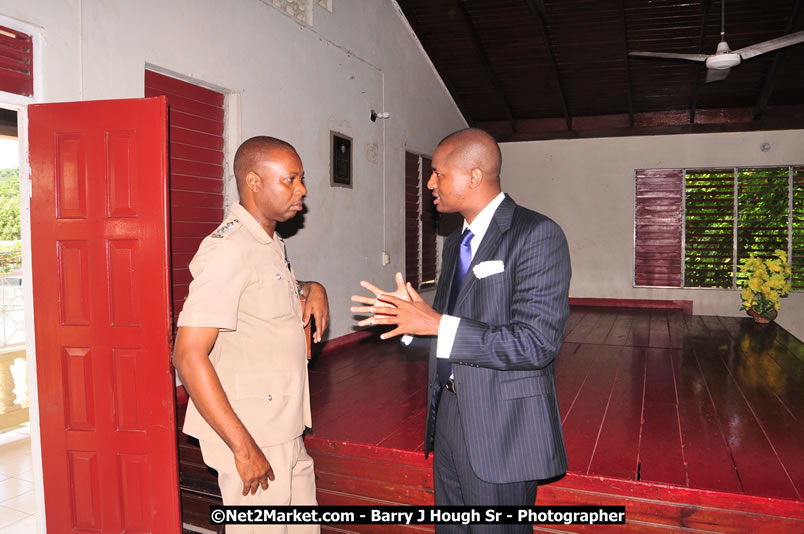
[447,228,474,314]
[440,228,473,387]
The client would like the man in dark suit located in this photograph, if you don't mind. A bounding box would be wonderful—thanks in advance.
[352,128,571,532]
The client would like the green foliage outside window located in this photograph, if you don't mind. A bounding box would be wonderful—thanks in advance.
[685,169,734,288]
[684,166,803,290]
[0,167,21,273]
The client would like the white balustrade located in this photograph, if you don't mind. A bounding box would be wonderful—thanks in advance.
[0,346,27,430]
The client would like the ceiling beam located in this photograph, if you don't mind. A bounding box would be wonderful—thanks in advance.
[689,0,713,124]
[753,0,802,120]
[523,0,572,130]
[401,9,475,126]
[452,0,518,133]
[619,0,634,127]
[420,43,475,126]
[474,103,804,141]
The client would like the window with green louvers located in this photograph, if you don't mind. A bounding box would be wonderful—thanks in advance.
[737,168,790,287]
[794,167,804,291]
[684,169,734,288]
[635,166,802,291]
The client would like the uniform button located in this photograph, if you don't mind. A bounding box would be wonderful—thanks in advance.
[275,274,281,280]
[267,394,273,401]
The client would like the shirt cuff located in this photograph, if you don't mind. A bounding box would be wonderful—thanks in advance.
[436,315,461,359]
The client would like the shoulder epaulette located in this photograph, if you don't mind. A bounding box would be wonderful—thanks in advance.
[210,218,240,238]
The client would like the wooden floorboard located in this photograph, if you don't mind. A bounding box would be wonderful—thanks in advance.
[602,313,632,346]
[690,338,799,500]
[625,312,651,347]
[554,343,592,424]
[671,349,742,494]
[647,313,672,349]
[560,343,621,474]
[639,348,687,488]
[564,311,602,344]
[175,307,804,534]
[586,345,643,480]
[309,307,804,505]
[303,307,804,531]
[580,309,618,344]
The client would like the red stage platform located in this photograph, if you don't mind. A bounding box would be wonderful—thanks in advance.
[305,307,804,533]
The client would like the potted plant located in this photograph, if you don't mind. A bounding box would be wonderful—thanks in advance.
[739,249,792,324]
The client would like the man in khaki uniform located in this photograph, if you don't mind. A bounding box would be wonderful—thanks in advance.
[173,136,328,533]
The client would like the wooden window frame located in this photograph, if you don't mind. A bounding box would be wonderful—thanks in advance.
[405,151,437,290]
[635,165,804,291]
[0,25,33,98]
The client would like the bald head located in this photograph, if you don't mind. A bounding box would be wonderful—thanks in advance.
[437,128,502,185]
[234,136,297,193]
[428,128,503,222]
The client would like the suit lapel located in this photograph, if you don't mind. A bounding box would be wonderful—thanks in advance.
[452,196,516,312]
[434,231,461,313]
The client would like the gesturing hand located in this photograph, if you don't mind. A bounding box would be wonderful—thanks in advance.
[350,272,411,316]
[234,442,275,496]
[351,278,442,339]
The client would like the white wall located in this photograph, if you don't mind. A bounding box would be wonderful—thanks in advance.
[0,0,466,339]
[501,130,804,340]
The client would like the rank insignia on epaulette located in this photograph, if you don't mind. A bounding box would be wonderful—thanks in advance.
[211,218,240,238]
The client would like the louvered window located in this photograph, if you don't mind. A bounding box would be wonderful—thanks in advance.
[635,166,803,290]
[0,25,33,97]
[405,152,437,290]
[420,157,437,287]
[145,70,225,328]
[685,169,734,288]
[737,168,790,286]
[634,169,682,287]
[794,167,804,290]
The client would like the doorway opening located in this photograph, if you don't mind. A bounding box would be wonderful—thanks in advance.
[0,106,36,531]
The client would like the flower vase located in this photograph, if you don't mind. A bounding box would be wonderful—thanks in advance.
[748,308,777,325]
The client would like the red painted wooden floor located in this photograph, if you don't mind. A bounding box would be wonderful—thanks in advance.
[308,307,804,503]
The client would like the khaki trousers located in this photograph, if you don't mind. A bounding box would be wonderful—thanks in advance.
[200,436,319,534]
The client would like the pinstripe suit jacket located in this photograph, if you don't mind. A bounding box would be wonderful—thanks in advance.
[424,195,571,484]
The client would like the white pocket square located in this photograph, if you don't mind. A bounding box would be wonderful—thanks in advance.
[473,260,504,279]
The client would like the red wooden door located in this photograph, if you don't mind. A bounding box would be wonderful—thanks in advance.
[29,97,180,533]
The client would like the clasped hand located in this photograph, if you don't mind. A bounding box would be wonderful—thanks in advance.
[350,272,442,339]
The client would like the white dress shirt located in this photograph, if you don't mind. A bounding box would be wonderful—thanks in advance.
[436,191,506,359]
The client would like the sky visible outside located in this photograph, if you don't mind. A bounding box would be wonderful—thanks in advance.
[0,138,19,170]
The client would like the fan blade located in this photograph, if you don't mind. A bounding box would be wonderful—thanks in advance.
[735,30,804,60]
[628,51,709,62]
[705,67,731,83]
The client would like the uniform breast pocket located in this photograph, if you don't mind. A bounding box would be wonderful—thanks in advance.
[254,267,295,319]
[235,371,301,401]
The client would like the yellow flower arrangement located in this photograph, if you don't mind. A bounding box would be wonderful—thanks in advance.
[739,250,792,319]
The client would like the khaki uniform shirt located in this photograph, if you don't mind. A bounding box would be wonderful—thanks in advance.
[178,202,311,448]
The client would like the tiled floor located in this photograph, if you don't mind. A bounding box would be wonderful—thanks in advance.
[0,424,37,533]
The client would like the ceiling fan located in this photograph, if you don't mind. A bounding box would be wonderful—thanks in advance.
[628,0,804,83]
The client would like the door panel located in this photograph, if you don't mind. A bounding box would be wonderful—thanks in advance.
[29,97,180,533]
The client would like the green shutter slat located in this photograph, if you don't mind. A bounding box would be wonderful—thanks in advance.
[685,169,734,288]
[737,168,790,290]
[793,168,804,290]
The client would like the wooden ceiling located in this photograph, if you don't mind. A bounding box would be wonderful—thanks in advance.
[395,0,804,141]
